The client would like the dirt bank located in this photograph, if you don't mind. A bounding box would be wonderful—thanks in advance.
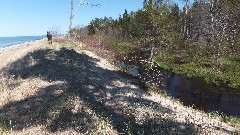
[0,39,238,134]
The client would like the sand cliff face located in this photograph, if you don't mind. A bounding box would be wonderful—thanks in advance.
[0,39,238,134]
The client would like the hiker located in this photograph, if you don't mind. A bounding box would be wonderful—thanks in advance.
[47,31,52,45]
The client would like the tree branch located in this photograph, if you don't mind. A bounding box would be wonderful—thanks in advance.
[72,0,101,18]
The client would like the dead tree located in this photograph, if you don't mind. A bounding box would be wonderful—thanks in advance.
[69,0,100,35]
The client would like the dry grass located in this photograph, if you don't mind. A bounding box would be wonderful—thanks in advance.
[0,38,238,134]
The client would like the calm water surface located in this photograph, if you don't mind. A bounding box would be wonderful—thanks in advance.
[120,50,240,117]
[0,35,45,48]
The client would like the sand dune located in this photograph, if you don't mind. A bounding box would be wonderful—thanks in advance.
[0,39,238,134]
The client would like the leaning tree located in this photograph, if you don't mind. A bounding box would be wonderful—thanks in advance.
[69,0,100,35]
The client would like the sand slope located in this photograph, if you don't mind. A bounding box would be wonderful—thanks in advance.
[0,39,238,134]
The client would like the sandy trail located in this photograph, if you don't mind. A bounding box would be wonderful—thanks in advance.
[0,39,238,134]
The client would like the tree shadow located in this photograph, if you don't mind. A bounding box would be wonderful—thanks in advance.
[0,47,200,134]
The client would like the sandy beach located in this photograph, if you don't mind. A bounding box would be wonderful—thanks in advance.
[0,38,238,134]
[0,38,49,69]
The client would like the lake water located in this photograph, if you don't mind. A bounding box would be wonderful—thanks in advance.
[0,35,46,48]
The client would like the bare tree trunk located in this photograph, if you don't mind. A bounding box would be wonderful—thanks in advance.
[210,0,217,41]
[147,44,155,73]
[69,0,100,37]
[148,45,154,63]
[183,0,190,39]
[69,0,74,35]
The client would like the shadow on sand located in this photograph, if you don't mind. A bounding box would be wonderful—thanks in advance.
[0,47,198,134]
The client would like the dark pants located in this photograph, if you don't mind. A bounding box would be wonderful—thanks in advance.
[48,37,52,44]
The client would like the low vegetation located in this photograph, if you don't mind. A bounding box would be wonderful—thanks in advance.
[82,0,240,88]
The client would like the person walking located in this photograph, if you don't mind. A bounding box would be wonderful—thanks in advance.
[47,31,52,45]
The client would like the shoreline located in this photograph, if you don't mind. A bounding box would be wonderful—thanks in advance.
[0,38,46,51]
[0,38,48,70]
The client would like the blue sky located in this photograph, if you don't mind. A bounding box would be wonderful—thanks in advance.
[0,0,186,37]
